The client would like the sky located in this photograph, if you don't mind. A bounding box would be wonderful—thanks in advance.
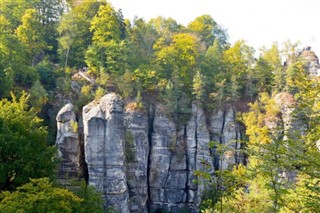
[109,0,320,56]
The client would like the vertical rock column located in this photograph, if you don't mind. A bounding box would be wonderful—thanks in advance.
[149,105,179,212]
[211,107,241,171]
[187,103,212,208]
[83,93,129,213]
[56,103,80,180]
[220,107,240,170]
[124,108,149,213]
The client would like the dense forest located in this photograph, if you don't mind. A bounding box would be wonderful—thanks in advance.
[0,0,319,212]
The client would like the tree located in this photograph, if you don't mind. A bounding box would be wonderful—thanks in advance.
[222,77,320,212]
[57,12,77,67]
[0,0,35,29]
[73,181,104,213]
[85,3,128,76]
[58,0,105,67]
[34,0,64,58]
[0,178,82,213]
[0,92,56,191]
[16,9,48,65]
[199,39,228,108]
[90,4,123,44]
[259,43,282,93]
[188,15,228,49]
[127,17,158,69]
[154,33,200,90]
[223,40,255,99]
[0,14,41,97]
[192,70,205,101]
[148,16,183,41]
[29,80,48,112]
[253,57,274,94]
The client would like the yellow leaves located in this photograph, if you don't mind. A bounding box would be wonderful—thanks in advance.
[243,93,282,145]
[260,42,282,70]
[90,3,121,44]
[0,178,83,212]
[16,9,48,57]
[154,33,199,83]
[188,17,206,32]
[0,15,10,32]
[244,110,271,145]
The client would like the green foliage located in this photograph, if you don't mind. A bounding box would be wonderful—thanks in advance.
[0,93,56,191]
[57,12,78,67]
[36,60,57,91]
[85,2,128,76]
[127,18,158,68]
[223,82,320,212]
[114,71,135,98]
[161,79,192,128]
[187,14,228,49]
[57,78,71,96]
[260,43,282,93]
[133,68,159,93]
[29,80,48,112]
[70,120,78,133]
[223,40,255,99]
[16,9,48,65]
[0,178,82,213]
[94,87,105,100]
[192,70,205,101]
[58,0,104,67]
[0,15,30,97]
[72,181,104,213]
[285,61,305,94]
[154,33,199,85]
[90,4,123,44]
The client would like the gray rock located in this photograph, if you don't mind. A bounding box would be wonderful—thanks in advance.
[124,108,149,213]
[165,171,187,189]
[299,48,320,76]
[83,93,129,213]
[70,95,245,213]
[163,189,186,203]
[149,105,175,192]
[56,103,80,179]
[221,107,238,170]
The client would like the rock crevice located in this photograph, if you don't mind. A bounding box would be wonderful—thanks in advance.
[56,97,244,212]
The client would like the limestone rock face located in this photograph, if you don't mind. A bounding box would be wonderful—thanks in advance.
[124,108,149,213]
[64,94,244,213]
[274,92,296,131]
[148,103,243,212]
[56,103,79,179]
[220,107,241,170]
[299,47,320,76]
[187,103,212,208]
[83,93,129,213]
[148,104,193,212]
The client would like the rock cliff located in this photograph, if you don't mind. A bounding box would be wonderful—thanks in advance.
[124,106,149,213]
[83,94,129,212]
[299,47,320,76]
[56,96,244,212]
[55,48,320,212]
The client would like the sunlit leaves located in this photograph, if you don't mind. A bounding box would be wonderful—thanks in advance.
[0,93,56,191]
[0,178,82,212]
